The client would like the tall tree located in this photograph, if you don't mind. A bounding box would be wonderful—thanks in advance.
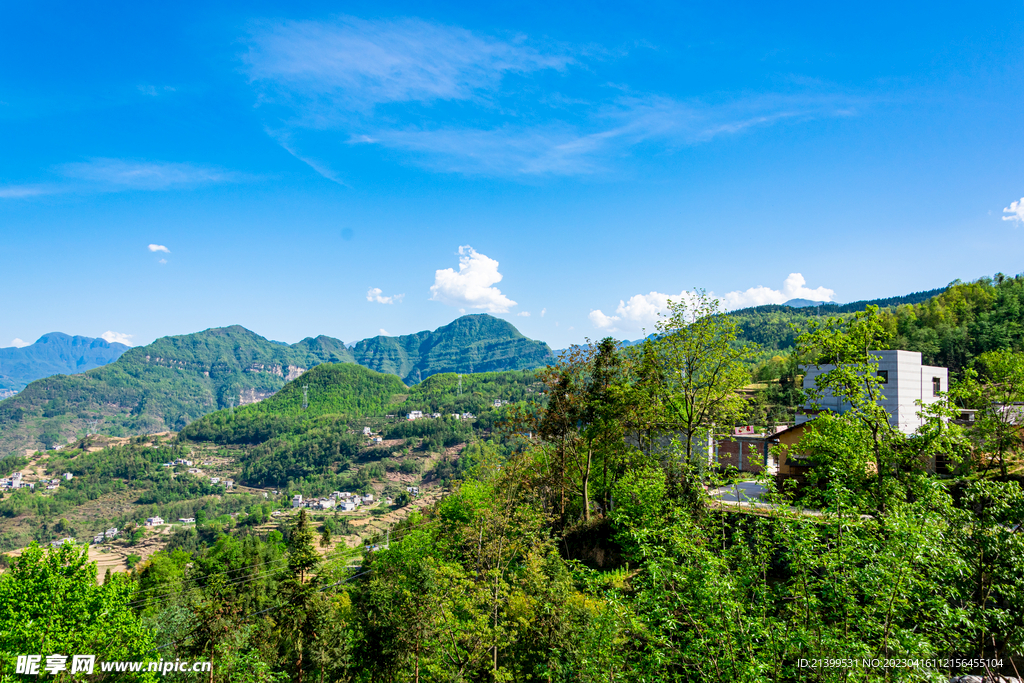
[647,290,754,483]
[538,338,629,522]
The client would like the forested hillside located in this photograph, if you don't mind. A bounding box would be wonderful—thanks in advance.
[0,325,348,457]
[728,286,948,350]
[351,314,554,383]
[0,316,554,457]
[0,333,128,391]
[6,290,1021,681]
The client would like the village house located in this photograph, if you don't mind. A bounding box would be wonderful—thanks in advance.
[63,472,73,481]
[145,516,164,527]
[407,410,424,421]
[292,494,303,508]
[770,349,950,489]
[714,425,788,474]
[363,426,372,435]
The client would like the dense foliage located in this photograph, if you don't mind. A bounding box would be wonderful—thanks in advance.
[179,364,407,445]
[0,316,554,458]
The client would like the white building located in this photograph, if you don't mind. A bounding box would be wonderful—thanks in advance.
[63,472,73,481]
[145,516,164,526]
[291,494,303,508]
[407,411,424,421]
[363,426,372,435]
[799,349,949,435]
[340,501,357,512]
[178,518,195,524]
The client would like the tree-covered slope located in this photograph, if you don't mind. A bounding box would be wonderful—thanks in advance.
[0,317,554,456]
[351,314,554,384]
[727,286,949,350]
[178,363,407,445]
[0,326,352,456]
[0,333,129,391]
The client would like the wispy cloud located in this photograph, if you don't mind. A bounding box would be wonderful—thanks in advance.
[148,244,170,253]
[1,159,245,199]
[0,184,54,198]
[430,245,517,313]
[245,16,570,113]
[60,159,240,190]
[9,338,30,348]
[243,14,866,179]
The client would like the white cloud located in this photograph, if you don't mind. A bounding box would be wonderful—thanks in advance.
[9,338,29,348]
[1003,198,1024,224]
[590,273,834,333]
[720,273,834,309]
[517,311,530,317]
[148,244,170,253]
[101,331,134,346]
[540,308,546,317]
[366,287,404,304]
[158,258,168,264]
[589,291,696,333]
[430,245,517,313]
[379,328,390,336]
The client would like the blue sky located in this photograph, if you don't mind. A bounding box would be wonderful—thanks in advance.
[2,1,1024,349]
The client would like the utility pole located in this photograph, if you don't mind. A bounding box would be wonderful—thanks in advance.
[302,385,309,410]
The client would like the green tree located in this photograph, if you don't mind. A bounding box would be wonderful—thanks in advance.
[0,542,158,681]
[646,290,755,493]
[963,349,1024,477]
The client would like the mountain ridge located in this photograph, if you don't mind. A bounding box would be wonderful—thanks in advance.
[0,315,553,456]
[0,333,129,392]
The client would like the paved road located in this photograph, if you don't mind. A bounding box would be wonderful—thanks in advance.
[709,481,767,503]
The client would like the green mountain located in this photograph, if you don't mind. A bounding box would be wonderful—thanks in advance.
[0,316,554,456]
[351,314,554,384]
[178,363,408,445]
[0,333,129,391]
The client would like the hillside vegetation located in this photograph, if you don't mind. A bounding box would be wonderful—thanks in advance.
[0,316,554,457]
[351,314,553,383]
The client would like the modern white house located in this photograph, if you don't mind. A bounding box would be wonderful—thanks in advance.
[798,350,949,434]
